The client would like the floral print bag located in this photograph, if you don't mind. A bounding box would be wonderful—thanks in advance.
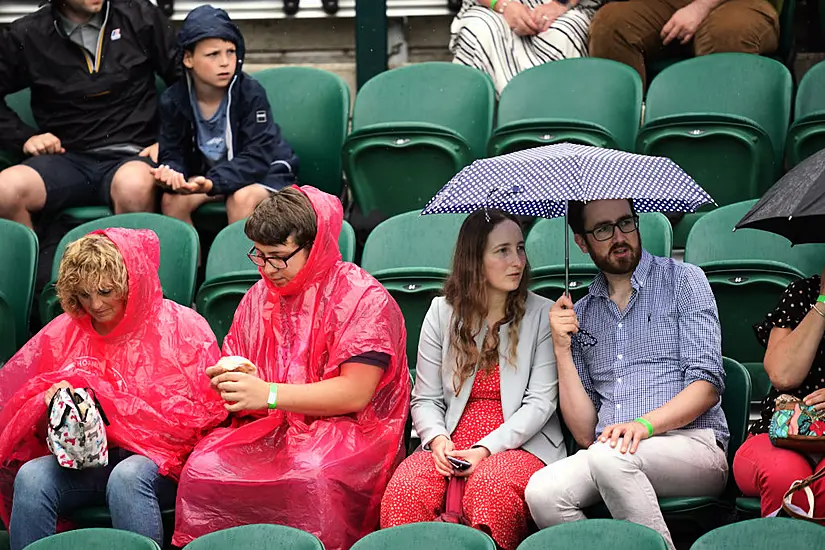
[769,394,825,453]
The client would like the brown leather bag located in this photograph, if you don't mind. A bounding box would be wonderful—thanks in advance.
[781,464,825,522]
[434,476,470,525]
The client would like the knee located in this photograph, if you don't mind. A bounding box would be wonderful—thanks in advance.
[160,192,191,218]
[0,166,40,212]
[586,445,638,482]
[589,4,634,49]
[107,455,158,499]
[13,458,57,504]
[694,10,778,55]
[227,186,270,221]
[524,468,567,526]
[110,162,155,210]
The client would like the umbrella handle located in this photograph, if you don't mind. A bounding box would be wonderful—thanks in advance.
[564,201,570,298]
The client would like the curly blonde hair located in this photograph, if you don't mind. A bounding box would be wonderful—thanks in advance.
[442,210,529,395]
[56,234,129,317]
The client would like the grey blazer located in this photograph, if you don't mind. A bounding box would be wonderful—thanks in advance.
[411,292,566,465]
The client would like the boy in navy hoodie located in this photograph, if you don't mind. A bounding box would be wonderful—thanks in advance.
[153,5,298,225]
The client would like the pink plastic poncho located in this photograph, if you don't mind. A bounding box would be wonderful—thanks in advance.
[172,187,410,550]
[0,228,228,526]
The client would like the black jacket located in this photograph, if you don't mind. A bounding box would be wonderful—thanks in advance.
[158,5,299,196]
[0,0,178,152]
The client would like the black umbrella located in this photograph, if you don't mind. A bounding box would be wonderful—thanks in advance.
[736,149,825,244]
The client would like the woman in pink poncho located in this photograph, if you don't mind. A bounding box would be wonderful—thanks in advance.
[173,186,410,549]
[0,228,227,550]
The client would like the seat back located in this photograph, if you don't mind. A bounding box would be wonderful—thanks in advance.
[721,357,752,460]
[640,54,792,206]
[362,211,467,379]
[518,519,668,550]
[252,67,350,195]
[25,528,160,550]
[52,214,199,306]
[691,517,825,549]
[352,62,495,160]
[183,524,324,550]
[350,522,496,550]
[787,59,825,166]
[493,58,643,154]
[0,219,38,360]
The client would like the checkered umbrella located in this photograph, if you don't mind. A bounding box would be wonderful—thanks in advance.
[422,143,714,291]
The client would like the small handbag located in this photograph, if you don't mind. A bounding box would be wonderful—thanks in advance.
[46,387,110,470]
[434,476,470,525]
[768,394,825,453]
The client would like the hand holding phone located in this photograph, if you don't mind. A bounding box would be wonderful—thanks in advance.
[447,455,472,471]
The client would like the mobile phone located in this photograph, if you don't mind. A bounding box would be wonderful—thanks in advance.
[447,456,472,471]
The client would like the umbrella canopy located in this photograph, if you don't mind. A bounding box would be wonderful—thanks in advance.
[422,143,714,218]
[735,148,825,245]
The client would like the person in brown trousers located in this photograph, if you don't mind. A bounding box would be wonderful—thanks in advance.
[589,0,780,88]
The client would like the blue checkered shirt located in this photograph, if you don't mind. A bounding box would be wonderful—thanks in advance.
[572,250,730,451]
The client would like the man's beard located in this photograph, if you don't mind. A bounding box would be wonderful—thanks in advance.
[591,240,641,276]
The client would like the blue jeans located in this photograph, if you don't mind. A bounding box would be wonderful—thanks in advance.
[9,449,176,550]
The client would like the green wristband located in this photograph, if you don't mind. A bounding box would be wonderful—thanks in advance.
[267,383,278,410]
[635,417,654,437]
[817,295,825,304]
[490,0,499,11]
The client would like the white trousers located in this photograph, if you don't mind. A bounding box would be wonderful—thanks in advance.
[525,428,728,549]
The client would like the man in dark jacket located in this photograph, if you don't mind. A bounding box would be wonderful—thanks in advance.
[153,5,299,225]
[0,0,178,228]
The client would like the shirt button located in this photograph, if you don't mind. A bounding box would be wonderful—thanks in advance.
[618,323,623,328]
[616,404,622,409]
[617,354,623,360]
[617,378,622,383]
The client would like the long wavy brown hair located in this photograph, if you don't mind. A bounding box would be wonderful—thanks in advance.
[443,210,530,395]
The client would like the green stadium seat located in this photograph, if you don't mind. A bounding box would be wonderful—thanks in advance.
[787,60,825,167]
[38,213,199,324]
[518,519,668,550]
[0,219,38,363]
[490,59,642,156]
[344,63,495,218]
[361,211,467,381]
[684,200,825,377]
[524,212,672,302]
[196,218,356,346]
[690,517,825,549]
[639,54,792,209]
[183,524,324,550]
[351,522,496,550]
[25,528,160,550]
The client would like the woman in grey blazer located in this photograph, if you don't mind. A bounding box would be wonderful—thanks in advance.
[380,210,565,550]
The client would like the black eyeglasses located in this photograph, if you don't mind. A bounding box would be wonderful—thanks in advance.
[247,245,306,270]
[584,216,639,242]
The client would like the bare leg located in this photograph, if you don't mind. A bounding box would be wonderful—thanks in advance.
[109,161,157,214]
[225,185,273,224]
[161,192,220,226]
[0,164,48,229]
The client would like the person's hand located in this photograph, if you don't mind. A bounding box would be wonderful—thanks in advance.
[448,446,490,477]
[44,380,73,406]
[211,372,271,412]
[804,389,825,410]
[23,133,65,156]
[430,435,456,477]
[598,421,651,454]
[661,2,711,45]
[549,293,579,351]
[150,164,187,191]
[503,1,541,36]
[178,176,213,195]
[139,142,159,163]
[532,1,568,32]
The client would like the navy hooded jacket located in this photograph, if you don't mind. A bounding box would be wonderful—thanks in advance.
[157,5,298,196]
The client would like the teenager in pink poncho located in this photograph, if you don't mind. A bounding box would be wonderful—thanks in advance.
[173,186,410,549]
[0,228,227,550]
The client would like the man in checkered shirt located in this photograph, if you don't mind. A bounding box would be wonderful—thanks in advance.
[525,198,729,550]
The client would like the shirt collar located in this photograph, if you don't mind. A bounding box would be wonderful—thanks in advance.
[588,248,654,298]
[58,10,103,37]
